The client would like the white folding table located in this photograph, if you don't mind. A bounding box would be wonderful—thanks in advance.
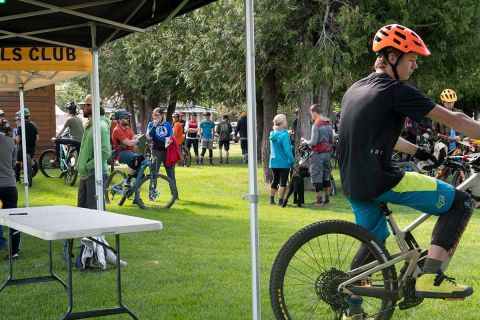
[0,205,163,319]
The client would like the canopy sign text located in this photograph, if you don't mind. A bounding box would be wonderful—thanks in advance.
[0,47,92,72]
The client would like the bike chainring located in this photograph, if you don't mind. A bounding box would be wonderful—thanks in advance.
[315,268,350,313]
[398,277,424,310]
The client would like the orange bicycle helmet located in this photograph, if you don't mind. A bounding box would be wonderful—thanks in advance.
[373,24,430,56]
[440,89,457,103]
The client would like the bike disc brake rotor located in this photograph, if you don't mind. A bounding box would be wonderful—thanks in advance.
[315,267,350,313]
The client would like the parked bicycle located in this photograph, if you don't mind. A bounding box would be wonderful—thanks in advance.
[178,144,192,167]
[105,149,178,209]
[38,136,78,186]
[269,155,480,320]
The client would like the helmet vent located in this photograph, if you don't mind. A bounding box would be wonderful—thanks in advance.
[379,30,389,37]
[393,38,401,45]
[395,31,406,40]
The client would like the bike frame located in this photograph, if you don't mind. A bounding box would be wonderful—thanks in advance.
[110,156,158,198]
[337,168,480,300]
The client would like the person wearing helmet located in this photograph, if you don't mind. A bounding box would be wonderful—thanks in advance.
[111,109,143,188]
[50,102,84,167]
[433,89,461,151]
[14,108,38,183]
[339,24,480,318]
[172,112,185,146]
[0,109,12,136]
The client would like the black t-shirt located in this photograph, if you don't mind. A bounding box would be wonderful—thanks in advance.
[339,73,436,199]
[17,120,38,150]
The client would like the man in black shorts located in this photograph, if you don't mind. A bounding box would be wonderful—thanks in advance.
[339,24,480,319]
[216,114,232,164]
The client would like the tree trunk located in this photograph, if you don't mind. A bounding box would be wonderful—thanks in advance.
[256,96,264,161]
[125,95,137,134]
[261,69,278,183]
[138,98,149,133]
[166,95,177,123]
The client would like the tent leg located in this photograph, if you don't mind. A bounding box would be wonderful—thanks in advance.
[18,84,29,207]
[244,0,261,319]
[90,23,105,211]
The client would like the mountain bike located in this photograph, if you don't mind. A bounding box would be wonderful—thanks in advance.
[38,137,78,186]
[105,151,178,209]
[178,144,192,167]
[269,156,480,320]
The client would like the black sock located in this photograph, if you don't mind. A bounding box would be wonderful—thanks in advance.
[325,195,330,203]
[278,198,284,205]
[270,196,275,202]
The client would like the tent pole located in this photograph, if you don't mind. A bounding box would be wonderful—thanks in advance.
[90,23,105,211]
[244,0,260,318]
[18,83,29,207]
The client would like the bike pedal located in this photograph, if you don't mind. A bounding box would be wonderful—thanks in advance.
[443,297,465,302]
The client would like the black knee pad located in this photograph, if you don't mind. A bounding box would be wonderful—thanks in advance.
[314,183,323,193]
[323,180,331,188]
[128,155,144,170]
[431,190,473,253]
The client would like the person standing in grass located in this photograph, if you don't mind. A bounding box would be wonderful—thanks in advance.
[199,111,215,165]
[185,113,200,165]
[301,103,334,207]
[269,114,295,206]
[0,131,20,259]
[76,94,111,209]
[216,114,232,164]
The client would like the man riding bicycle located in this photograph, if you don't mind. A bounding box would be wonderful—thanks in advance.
[339,24,480,319]
[111,109,143,188]
[51,101,84,167]
[14,108,38,183]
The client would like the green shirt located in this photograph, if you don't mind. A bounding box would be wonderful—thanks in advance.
[77,116,111,177]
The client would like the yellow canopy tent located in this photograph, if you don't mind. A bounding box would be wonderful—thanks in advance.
[0,47,92,205]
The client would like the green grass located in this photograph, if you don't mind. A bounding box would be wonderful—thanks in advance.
[1,143,479,319]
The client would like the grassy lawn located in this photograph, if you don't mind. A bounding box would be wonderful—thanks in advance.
[1,143,479,319]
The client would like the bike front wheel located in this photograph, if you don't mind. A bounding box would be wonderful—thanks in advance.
[39,149,62,178]
[135,173,177,209]
[270,220,397,320]
[63,153,78,186]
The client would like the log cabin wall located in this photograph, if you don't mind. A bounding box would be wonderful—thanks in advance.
[0,85,56,157]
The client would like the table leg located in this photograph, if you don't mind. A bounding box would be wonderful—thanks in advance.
[49,241,67,290]
[61,236,138,319]
[0,228,14,293]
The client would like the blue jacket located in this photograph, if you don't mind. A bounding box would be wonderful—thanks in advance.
[269,129,295,169]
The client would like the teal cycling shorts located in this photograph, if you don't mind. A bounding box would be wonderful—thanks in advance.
[349,172,456,241]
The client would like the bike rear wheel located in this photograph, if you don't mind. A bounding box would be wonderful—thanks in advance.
[135,173,177,209]
[270,220,397,320]
[39,149,61,178]
[105,170,128,205]
[180,146,191,167]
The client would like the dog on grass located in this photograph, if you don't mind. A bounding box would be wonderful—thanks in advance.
[282,166,310,207]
